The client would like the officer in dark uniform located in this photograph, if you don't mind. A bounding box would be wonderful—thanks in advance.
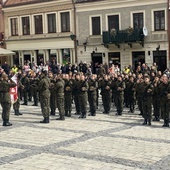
[64,74,73,117]
[88,74,98,116]
[0,73,17,126]
[39,70,51,123]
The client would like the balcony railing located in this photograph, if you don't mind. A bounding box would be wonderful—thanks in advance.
[102,28,144,46]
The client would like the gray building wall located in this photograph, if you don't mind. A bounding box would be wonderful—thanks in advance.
[76,2,168,71]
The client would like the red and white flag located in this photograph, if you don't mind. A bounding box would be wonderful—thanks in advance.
[10,74,18,104]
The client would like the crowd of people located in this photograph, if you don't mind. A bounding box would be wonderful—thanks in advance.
[0,60,170,127]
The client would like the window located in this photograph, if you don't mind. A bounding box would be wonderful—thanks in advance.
[47,13,56,33]
[154,10,165,31]
[62,49,70,64]
[34,15,43,34]
[133,13,143,29]
[108,15,119,32]
[22,16,30,35]
[10,18,18,36]
[61,12,70,32]
[92,16,101,35]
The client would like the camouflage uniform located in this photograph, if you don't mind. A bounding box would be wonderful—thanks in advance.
[77,77,88,118]
[0,75,16,126]
[99,75,111,114]
[114,77,125,115]
[126,78,136,113]
[39,72,51,123]
[88,75,98,116]
[64,77,73,117]
[30,74,39,106]
[152,79,161,121]
[49,76,56,115]
[55,78,65,120]
[159,79,170,127]
[141,77,153,125]
[73,76,81,115]
[20,73,30,105]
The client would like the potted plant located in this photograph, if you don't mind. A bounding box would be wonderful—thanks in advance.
[126,26,133,35]
[110,28,117,36]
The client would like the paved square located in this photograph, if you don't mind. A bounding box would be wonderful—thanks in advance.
[0,102,170,170]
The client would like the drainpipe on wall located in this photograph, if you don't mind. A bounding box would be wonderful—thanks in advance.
[71,0,78,63]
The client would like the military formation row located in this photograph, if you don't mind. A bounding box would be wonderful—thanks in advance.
[15,70,170,127]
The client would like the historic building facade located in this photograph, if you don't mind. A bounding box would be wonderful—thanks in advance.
[0,0,6,65]
[75,0,169,72]
[2,0,76,66]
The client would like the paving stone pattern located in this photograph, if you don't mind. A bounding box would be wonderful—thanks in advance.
[0,99,170,170]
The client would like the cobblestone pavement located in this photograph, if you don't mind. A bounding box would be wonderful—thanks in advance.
[0,100,170,170]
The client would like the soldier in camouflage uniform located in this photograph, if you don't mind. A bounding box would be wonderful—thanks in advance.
[55,75,65,120]
[73,73,81,115]
[20,72,30,105]
[152,76,161,121]
[48,71,56,115]
[159,75,170,127]
[77,74,88,118]
[114,75,125,115]
[39,70,51,123]
[64,74,73,117]
[126,76,136,113]
[88,74,98,116]
[135,74,144,116]
[141,75,153,125]
[99,74,111,114]
[0,74,17,126]
[30,72,39,106]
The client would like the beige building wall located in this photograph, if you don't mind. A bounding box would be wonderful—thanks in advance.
[3,0,76,66]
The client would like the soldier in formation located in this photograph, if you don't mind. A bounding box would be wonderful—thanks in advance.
[0,73,17,126]
[1,63,170,128]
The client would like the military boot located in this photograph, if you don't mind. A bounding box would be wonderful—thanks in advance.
[14,109,19,116]
[65,110,68,117]
[40,117,49,123]
[17,110,23,115]
[142,119,147,125]
[67,111,71,117]
[50,109,55,116]
[148,119,151,126]
[82,112,86,118]
[162,120,167,127]
[56,115,65,120]
[21,102,27,105]
[3,119,12,126]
